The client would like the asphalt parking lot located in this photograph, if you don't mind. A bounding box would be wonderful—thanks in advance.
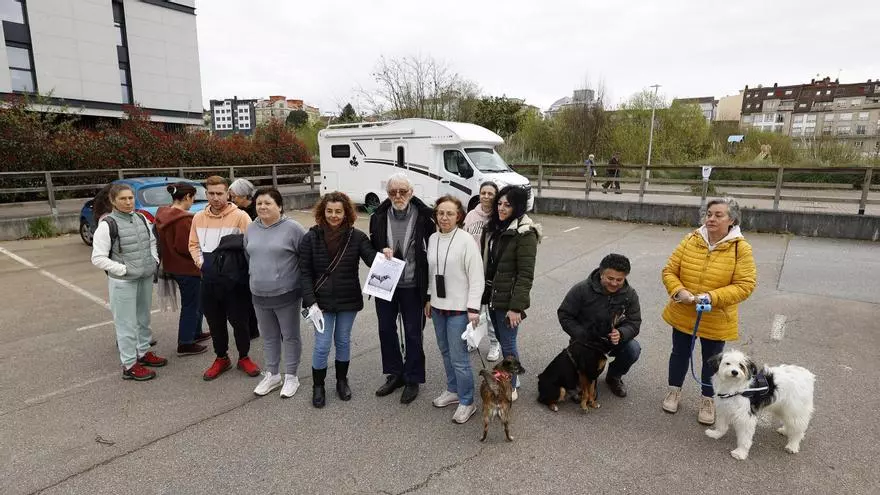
[1,210,878,495]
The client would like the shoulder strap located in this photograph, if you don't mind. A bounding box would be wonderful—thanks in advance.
[314,229,354,292]
[103,217,120,255]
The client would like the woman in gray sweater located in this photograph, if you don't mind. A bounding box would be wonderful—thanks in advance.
[244,187,307,399]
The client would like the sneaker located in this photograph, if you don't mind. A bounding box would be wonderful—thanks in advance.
[138,351,167,367]
[511,389,518,402]
[487,343,502,362]
[122,362,156,381]
[452,404,477,424]
[605,376,627,397]
[662,386,682,413]
[194,332,211,343]
[237,356,261,377]
[254,372,283,396]
[280,374,300,398]
[203,356,232,381]
[698,396,716,425]
[432,390,460,408]
[177,343,208,356]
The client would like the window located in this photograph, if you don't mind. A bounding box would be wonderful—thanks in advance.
[840,113,852,121]
[804,125,816,135]
[856,125,866,135]
[746,104,752,109]
[816,91,822,96]
[791,128,803,136]
[330,145,350,158]
[826,90,832,95]
[859,112,869,121]
[793,115,804,123]
[0,0,25,23]
[7,44,35,92]
[113,1,132,104]
[767,91,773,96]
[443,150,471,176]
[799,103,807,108]
[742,115,752,123]
[837,126,851,135]
[826,114,834,122]
[854,141,864,148]
[851,98,861,107]
[806,114,817,122]
[785,90,793,95]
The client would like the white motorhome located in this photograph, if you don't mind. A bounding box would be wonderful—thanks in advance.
[317,119,533,211]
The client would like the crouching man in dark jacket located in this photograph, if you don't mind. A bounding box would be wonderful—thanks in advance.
[557,253,642,397]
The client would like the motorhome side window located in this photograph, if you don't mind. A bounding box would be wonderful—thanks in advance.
[331,145,350,158]
[443,150,472,177]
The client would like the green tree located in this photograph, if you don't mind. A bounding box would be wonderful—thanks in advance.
[473,96,524,137]
[285,109,308,128]
[338,103,359,123]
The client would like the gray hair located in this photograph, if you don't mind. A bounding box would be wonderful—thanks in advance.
[386,173,412,190]
[706,196,741,226]
[229,178,255,198]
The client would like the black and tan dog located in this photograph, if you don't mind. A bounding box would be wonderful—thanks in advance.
[537,340,608,412]
[479,356,525,442]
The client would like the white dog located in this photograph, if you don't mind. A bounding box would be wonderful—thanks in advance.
[705,349,815,460]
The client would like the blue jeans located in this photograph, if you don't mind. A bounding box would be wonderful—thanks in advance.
[489,309,521,388]
[173,274,203,345]
[432,309,474,405]
[668,328,725,397]
[607,339,641,378]
[312,311,357,369]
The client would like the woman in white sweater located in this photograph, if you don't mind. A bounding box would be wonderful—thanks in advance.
[425,195,485,424]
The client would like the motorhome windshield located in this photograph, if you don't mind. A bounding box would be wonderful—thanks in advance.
[464,148,511,173]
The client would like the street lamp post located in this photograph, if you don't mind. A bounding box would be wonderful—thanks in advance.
[639,84,661,202]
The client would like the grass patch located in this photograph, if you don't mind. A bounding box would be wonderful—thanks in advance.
[27,217,57,238]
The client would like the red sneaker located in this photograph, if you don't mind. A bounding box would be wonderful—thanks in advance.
[203,356,232,381]
[122,363,156,381]
[195,332,211,343]
[138,351,168,367]
[237,356,261,377]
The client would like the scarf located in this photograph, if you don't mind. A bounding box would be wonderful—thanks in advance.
[322,224,346,259]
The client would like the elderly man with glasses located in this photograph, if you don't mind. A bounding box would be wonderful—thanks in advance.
[368,173,436,404]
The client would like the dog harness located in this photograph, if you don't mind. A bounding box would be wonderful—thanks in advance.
[717,371,771,411]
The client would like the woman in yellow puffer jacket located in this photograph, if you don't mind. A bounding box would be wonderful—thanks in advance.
[660,197,757,426]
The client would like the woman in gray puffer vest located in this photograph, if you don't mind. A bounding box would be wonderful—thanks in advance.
[244,187,307,400]
[91,183,166,381]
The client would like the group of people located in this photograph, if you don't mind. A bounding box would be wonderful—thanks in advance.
[91,170,755,427]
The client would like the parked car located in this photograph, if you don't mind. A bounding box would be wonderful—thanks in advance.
[79,177,208,246]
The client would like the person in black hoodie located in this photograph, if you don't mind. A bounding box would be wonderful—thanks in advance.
[299,191,379,408]
[557,253,642,398]
[368,173,435,404]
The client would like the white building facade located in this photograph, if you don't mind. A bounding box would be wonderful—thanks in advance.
[0,0,202,125]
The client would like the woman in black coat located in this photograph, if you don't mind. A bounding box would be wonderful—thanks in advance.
[299,191,378,408]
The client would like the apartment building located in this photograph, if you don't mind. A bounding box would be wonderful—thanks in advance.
[210,96,256,136]
[740,77,880,155]
[254,95,319,126]
[673,96,717,122]
[1,0,202,126]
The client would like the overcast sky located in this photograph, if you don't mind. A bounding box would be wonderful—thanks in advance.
[195,0,878,113]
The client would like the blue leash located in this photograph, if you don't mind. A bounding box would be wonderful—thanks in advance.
[688,297,714,389]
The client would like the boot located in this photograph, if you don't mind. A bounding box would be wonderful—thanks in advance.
[335,360,352,401]
[312,367,327,408]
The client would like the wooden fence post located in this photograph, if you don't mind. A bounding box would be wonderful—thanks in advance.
[118,169,124,180]
[228,167,235,180]
[537,165,543,198]
[309,163,315,190]
[178,167,185,179]
[773,166,784,210]
[858,166,873,215]
[44,172,57,216]
[638,164,647,203]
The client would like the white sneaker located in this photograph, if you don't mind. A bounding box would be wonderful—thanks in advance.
[254,372,283,396]
[511,389,518,402]
[487,343,502,362]
[432,390,460,408]
[280,374,300,398]
[452,403,477,424]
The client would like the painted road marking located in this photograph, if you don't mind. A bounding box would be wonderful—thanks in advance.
[23,372,117,405]
[0,246,110,309]
[770,314,786,341]
[563,226,581,233]
[76,309,160,332]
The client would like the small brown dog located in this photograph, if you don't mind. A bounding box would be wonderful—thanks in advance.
[479,356,525,442]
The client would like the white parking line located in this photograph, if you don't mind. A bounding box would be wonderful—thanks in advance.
[23,372,117,405]
[0,246,110,310]
[76,309,160,332]
[770,314,787,341]
[563,226,581,233]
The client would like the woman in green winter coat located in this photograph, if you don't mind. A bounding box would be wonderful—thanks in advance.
[480,185,541,400]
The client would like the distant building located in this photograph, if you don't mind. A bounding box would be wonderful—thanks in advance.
[716,92,744,121]
[210,97,257,136]
[1,0,202,126]
[740,77,880,156]
[545,88,598,118]
[254,95,320,126]
[673,96,718,122]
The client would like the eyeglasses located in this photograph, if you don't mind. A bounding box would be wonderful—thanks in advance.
[387,189,410,197]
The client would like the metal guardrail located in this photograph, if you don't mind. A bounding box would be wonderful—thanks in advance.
[0,162,876,215]
[0,163,321,215]
[513,163,877,215]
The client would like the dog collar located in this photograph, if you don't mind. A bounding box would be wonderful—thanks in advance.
[717,372,770,399]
